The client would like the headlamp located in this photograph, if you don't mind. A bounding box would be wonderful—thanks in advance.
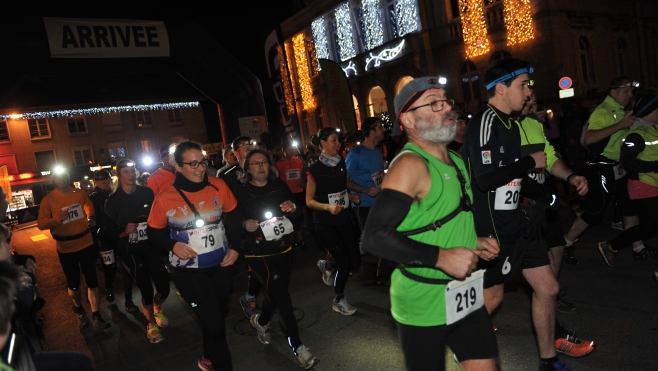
[438,76,447,85]
[613,81,640,89]
[195,219,205,228]
[54,165,65,175]
[265,211,273,220]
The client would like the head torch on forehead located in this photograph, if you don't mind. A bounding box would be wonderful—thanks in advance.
[613,81,640,89]
[485,66,535,90]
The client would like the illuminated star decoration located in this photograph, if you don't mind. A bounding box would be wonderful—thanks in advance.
[395,0,420,37]
[362,0,384,50]
[503,0,535,46]
[336,2,357,61]
[459,0,491,58]
[0,102,199,120]
[292,32,316,111]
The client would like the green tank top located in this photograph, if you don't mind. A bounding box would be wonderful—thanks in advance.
[626,125,658,187]
[390,143,477,326]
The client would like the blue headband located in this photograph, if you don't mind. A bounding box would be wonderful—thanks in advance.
[485,67,534,90]
[636,96,658,117]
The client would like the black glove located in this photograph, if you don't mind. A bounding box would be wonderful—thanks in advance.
[524,201,550,240]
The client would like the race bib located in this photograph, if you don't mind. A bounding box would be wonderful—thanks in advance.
[137,222,148,241]
[328,189,349,208]
[61,203,83,224]
[371,170,384,189]
[613,165,626,180]
[260,216,294,241]
[445,269,485,325]
[285,169,301,181]
[99,250,115,265]
[187,224,225,253]
[494,178,522,210]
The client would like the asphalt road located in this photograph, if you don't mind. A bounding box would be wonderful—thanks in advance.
[9,205,658,371]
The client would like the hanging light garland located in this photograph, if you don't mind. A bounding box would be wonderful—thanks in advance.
[335,2,357,61]
[277,45,295,115]
[312,16,330,66]
[459,0,491,58]
[396,0,420,37]
[0,101,199,121]
[503,0,535,46]
[362,0,384,50]
[292,32,316,111]
[306,35,320,76]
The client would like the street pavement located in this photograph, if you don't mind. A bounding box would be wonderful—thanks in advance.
[8,204,658,371]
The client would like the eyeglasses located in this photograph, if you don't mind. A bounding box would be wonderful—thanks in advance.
[407,99,454,113]
[248,161,269,168]
[179,159,209,169]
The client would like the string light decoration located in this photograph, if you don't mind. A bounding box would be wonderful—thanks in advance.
[312,16,330,64]
[306,36,320,76]
[335,2,357,61]
[342,60,358,77]
[284,41,299,105]
[277,45,295,115]
[396,0,420,37]
[292,32,316,111]
[365,39,406,71]
[0,101,199,121]
[459,0,491,58]
[362,0,384,50]
[503,0,535,46]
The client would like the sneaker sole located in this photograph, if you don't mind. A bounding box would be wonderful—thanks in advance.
[302,357,319,369]
[597,244,614,267]
[556,346,595,358]
[332,305,356,316]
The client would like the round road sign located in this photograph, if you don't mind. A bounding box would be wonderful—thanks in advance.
[559,77,572,90]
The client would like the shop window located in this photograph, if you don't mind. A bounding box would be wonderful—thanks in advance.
[141,138,158,153]
[102,113,123,132]
[0,121,9,142]
[108,141,127,162]
[67,117,87,135]
[167,109,184,126]
[72,145,93,166]
[135,111,154,128]
[28,119,51,140]
[460,61,481,103]
[368,86,388,117]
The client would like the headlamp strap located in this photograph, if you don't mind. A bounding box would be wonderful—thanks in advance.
[485,67,534,90]
[173,184,202,221]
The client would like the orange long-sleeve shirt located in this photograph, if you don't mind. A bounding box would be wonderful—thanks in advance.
[37,188,95,253]
[148,167,176,196]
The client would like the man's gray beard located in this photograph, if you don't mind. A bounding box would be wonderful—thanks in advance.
[416,115,457,144]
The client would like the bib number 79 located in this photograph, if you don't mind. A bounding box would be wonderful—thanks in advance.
[201,235,215,248]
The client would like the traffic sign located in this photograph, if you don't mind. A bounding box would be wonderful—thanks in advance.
[559,77,572,90]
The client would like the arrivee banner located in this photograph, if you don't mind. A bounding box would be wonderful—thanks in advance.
[43,18,170,58]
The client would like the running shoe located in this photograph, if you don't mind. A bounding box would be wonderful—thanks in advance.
[295,344,319,369]
[125,299,139,313]
[555,334,595,358]
[598,241,615,267]
[562,246,578,265]
[538,359,573,371]
[197,356,214,371]
[611,221,624,231]
[556,289,578,315]
[239,294,259,318]
[154,310,169,327]
[73,306,89,330]
[316,260,334,287]
[92,313,111,330]
[105,289,115,303]
[147,324,164,343]
[332,298,357,315]
[249,313,271,345]
[633,246,658,261]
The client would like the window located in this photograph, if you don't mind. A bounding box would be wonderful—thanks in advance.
[107,142,127,162]
[166,109,184,126]
[395,75,414,95]
[353,95,362,129]
[368,86,389,116]
[135,111,154,128]
[460,61,481,104]
[386,0,420,40]
[34,150,56,173]
[140,138,158,153]
[171,134,188,144]
[577,36,595,84]
[0,121,9,142]
[102,113,123,132]
[72,145,93,166]
[27,119,50,139]
[616,37,628,75]
[449,0,460,19]
[67,117,87,134]
[355,0,384,51]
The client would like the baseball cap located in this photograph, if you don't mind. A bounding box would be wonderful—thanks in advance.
[159,144,172,159]
[633,92,658,118]
[393,76,448,135]
[94,170,111,181]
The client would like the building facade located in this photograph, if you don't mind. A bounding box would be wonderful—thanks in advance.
[278,0,658,139]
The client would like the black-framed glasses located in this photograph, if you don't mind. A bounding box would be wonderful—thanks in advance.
[407,99,455,113]
[248,160,269,168]
[179,159,209,169]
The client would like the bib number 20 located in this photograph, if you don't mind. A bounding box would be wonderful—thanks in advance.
[504,190,519,205]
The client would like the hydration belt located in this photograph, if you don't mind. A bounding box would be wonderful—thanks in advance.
[52,228,90,241]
